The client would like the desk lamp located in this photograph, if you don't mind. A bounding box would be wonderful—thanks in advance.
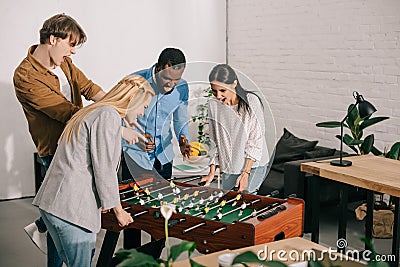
[330,91,376,167]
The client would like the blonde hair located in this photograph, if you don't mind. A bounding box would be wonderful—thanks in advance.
[60,74,154,143]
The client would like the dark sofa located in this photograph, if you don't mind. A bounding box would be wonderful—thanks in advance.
[258,128,366,232]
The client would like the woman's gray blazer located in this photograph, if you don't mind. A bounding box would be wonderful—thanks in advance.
[33,106,122,233]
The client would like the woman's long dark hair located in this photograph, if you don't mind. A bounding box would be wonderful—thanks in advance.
[208,64,250,114]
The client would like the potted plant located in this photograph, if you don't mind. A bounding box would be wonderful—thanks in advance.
[316,103,389,155]
[191,87,212,147]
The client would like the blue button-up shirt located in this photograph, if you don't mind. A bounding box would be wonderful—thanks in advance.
[122,65,190,169]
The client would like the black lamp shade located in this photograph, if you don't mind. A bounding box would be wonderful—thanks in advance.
[358,100,377,119]
[330,91,376,167]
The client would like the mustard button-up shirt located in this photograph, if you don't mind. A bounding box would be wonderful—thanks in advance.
[14,45,102,157]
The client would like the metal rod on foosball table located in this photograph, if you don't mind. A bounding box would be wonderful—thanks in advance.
[212,198,262,221]
[173,175,202,184]
[177,190,221,214]
[120,205,151,220]
[130,210,149,218]
[182,194,248,235]
[211,226,227,235]
[120,180,162,195]
[140,186,193,206]
[209,191,283,236]
[182,222,207,234]
[120,182,161,202]
[236,194,295,222]
[156,189,210,210]
[191,191,233,217]
[183,194,260,238]
[237,202,281,222]
[122,181,178,202]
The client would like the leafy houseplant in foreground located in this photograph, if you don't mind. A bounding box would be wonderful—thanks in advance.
[115,203,199,267]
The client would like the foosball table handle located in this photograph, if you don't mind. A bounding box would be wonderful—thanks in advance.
[211,226,227,235]
[257,205,287,220]
[168,217,186,227]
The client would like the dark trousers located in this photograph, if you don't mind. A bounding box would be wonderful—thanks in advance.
[36,155,63,267]
[153,157,173,180]
[121,153,168,259]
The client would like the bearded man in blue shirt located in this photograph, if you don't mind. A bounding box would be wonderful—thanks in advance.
[119,48,192,259]
[122,47,191,180]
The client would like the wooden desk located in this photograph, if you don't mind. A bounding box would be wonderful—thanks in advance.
[301,155,400,267]
[174,237,364,267]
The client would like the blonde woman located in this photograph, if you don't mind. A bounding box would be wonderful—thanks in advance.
[32,74,154,267]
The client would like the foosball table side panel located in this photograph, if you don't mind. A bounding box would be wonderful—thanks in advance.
[252,198,304,244]
[102,204,256,254]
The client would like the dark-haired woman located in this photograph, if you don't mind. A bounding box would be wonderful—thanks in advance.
[200,64,269,193]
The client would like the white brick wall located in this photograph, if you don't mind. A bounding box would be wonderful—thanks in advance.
[227,0,400,152]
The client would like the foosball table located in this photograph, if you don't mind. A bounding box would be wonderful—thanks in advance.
[98,176,304,266]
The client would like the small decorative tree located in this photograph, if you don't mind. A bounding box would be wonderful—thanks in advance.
[191,87,212,147]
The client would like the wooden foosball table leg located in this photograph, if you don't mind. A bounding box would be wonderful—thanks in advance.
[96,230,120,267]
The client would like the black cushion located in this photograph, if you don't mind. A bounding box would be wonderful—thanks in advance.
[258,169,284,197]
[304,147,336,159]
[271,163,285,173]
[273,128,318,164]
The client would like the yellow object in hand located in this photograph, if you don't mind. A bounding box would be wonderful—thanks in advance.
[189,141,208,156]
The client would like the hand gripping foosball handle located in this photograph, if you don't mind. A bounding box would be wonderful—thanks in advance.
[180,175,202,183]
[198,178,216,187]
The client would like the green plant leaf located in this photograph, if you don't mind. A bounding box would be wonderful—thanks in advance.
[341,134,363,146]
[371,146,383,156]
[387,142,400,160]
[346,104,358,130]
[232,251,286,266]
[359,117,390,131]
[189,259,206,267]
[316,121,341,128]
[115,249,160,267]
[169,240,196,262]
[335,134,359,154]
[115,249,133,260]
[348,139,363,146]
[367,262,390,267]
[308,260,325,267]
[358,237,390,267]
[360,134,374,154]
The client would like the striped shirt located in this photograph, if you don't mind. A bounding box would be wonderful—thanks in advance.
[208,93,269,174]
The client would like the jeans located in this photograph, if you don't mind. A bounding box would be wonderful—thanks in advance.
[40,209,96,267]
[221,165,268,194]
[37,155,63,267]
